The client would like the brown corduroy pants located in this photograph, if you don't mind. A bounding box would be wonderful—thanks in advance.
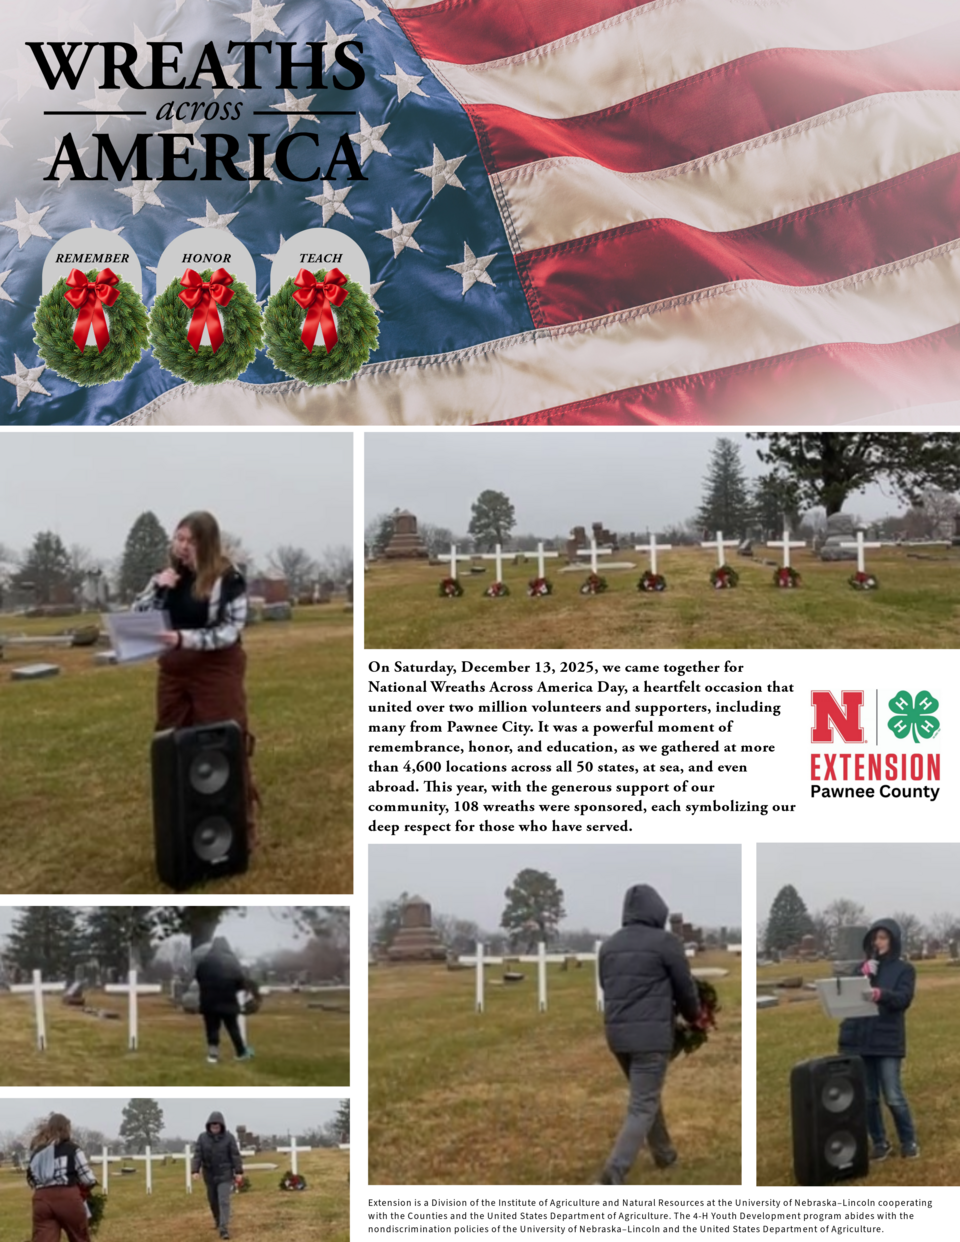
[32,1187,90,1242]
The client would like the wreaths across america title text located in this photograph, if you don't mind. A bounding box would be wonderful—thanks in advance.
[28,40,368,183]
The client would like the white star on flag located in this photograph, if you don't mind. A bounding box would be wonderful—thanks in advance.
[3,356,51,407]
[115,179,164,215]
[447,242,497,295]
[78,81,130,131]
[1,51,48,101]
[349,0,386,26]
[90,220,124,235]
[0,119,13,149]
[233,0,285,39]
[415,145,467,198]
[270,90,321,132]
[46,5,94,40]
[1,200,52,248]
[130,25,165,78]
[0,270,13,304]
[188,201,239,229]
[159,116,206,155]
[305,181,353,225]
[39,139,90,188]
[199,63,245,98]
[237,141,282,192]
[368,280,383,313]
[261,235,286,262]
[377,209,422,259]
[348,114,390,165]
[323,22,359,72]
[381,62,428,103]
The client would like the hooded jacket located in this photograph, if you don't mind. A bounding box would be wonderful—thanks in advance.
[195,938,246,1016]
[191,1111,243,1184]
[599,884,702,1054]
[838,918,915,1058]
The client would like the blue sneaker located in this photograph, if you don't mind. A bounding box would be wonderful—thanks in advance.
[236,1047,255,1061]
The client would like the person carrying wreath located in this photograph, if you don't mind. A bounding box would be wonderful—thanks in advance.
[26,1113,97,1242]
[191,1110,244,1240]
[134,509,260,847]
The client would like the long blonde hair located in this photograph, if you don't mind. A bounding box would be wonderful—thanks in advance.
[30,1113,72,1152]
[172,510,233,600]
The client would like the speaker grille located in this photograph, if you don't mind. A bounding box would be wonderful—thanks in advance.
[193,816,235,862]
[821,1077,855,1113]
[824,1130,857,1168]
[189,749,231,796]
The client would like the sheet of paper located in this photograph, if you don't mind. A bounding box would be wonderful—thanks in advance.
[102,611,171,664]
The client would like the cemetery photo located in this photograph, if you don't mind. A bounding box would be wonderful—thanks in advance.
[0,905,349,1087]
[0,1095,349,1242]
[757,843,960,1187]
[364,432,960,650]
[368,843,742,1185]
[0,432,353,894]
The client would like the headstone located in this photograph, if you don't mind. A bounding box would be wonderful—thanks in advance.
[384,510,429,559]
[819,513,858,561]
[263,579,290,604]
[386,896,447,962]
[832,924,869,975]
[94,651,118,666]
[262,602,293,621]
[181,980,201,1013]
[11,663,61,681]
[63,982,85,1006]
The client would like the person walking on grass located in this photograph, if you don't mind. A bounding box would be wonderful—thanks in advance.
[191,1111,244,1240]
[195,937,255,1064]
[596,884,703,1185]
[26,1113,97,1242]
[838,918,919,1161]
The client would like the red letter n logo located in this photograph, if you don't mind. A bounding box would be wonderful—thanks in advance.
[811,691,865,743]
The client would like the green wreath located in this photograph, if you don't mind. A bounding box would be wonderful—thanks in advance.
[263,268,379,385]
[34,270,148,385]
[149,269,263,384]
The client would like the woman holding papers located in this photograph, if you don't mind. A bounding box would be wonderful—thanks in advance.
[134,510,260,847]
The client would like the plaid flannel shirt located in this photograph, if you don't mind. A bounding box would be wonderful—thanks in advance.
[28,1145,97,1189]
[133,571,247,651]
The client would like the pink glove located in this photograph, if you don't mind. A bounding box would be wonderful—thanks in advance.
[861,960,878,978]
[870,988,881,1003]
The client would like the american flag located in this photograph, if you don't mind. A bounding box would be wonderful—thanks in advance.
[1,0,958,425]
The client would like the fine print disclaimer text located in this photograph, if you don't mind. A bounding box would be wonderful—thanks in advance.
[365,1196,935,1237]
[365,658,798,836]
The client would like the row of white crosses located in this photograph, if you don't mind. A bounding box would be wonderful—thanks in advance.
[470,942,605,1015]
[439,542,560,582]
[93,1136,304,1195]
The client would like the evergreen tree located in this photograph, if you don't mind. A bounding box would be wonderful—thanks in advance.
[751,473,802,540]
[500,869,567,951]
[14,532,72,605]
[119,512,169,600]
[696,439,752,537]
[81,908,158,976]
[765,885,814,952]
[335,1100,350,1144]
[119,1100,164,1152]
[6,907,81,980]
[467,490,516,551]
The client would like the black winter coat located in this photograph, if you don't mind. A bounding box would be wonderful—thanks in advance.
[191,1112,243,1184]
[195,941,245,1016]
[599,884,702,1055]
[838,919,915,1058]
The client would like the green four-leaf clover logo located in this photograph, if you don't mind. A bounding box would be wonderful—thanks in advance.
[887,691,940,743]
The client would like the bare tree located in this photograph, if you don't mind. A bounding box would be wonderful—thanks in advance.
[928,911,959,944]
[891,912,926,954]
[221,530,255,574]
[822,898,868,942]
[267,544,318,594]
[316,544,353,585]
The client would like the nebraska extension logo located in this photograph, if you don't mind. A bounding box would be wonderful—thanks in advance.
[810,690,941,802]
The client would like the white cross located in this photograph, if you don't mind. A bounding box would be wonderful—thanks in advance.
[480,543,505,582]
[634,533,673,576]
[700,530,740,568]
[104,968,163,1051]
[575,539,614,575]
[841,530,882,575]
[537,941,547,1014]
[436,543,472,581]
[594,938,604,1013]
[171,1144,194,1193]
[532,542,559,580]
[9,969,67,1051]
[96,1146,123,1194]
[766,528,806,569]
[277,1134,313,1176]
[131,1146,157,1194]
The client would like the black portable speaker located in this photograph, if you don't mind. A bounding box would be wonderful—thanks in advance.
[151,721,249,890]
[790,1055,869,1185]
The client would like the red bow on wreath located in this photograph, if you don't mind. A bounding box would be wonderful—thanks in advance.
[63,267,120,353]
[292,268,349,353]
[178,267,234,352]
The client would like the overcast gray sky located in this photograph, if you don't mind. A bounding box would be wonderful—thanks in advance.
[758,844,960,919]
[365,432,900,534]
[0,907,344,958]
[369,843,741,930]
[1,432,352,563]
[0,1097,344,1138]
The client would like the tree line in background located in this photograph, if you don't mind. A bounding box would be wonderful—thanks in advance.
[760,884,960,956]
[0,906,349,984]
[367,433,960,555]
[0,510,352,607]
[370,869,740,956]
[0,1099,349,1163]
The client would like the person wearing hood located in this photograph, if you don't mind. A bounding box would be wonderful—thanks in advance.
[838,918,918,1160]
[191,1111,244,1239]
[194,938,255,1064]
[596,884,703,1185]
